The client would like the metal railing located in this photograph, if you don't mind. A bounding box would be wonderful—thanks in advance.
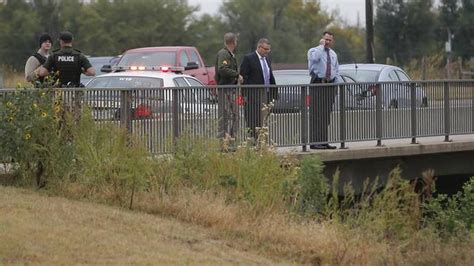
[1,80,473,154]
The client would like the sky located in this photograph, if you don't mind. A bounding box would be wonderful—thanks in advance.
[188,0,366,26]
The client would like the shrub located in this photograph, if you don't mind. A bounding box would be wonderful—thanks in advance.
[72,110,153,209]
[0,87,75,187]
[292,155,328,215]
[423,176,474,237]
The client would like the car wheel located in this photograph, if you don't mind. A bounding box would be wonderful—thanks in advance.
[421,96,428,107]
[389,99,398,109]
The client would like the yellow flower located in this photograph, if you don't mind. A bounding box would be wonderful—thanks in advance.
[54,100,61,106]
[7,117,14,122]
[41,92,46,97]
[32,103,38,109]
[54,106,61,113]
[41,112,48,118]
[24,133,31,140]
[6,102,13,108]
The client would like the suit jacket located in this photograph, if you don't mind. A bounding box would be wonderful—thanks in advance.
[239,51,278,100]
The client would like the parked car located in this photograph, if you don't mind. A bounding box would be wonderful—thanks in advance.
[80,56,116,85]
[85,66,215,120]
[272,64,428,112]
[102,46,216,86]
[339,64,428,108]
[273,69,364,112]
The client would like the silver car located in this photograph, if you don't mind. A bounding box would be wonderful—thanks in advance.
[339,64,428,108]
[273,64,428,112]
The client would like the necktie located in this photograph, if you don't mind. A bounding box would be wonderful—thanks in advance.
[261,57,270,85]
[325,48,331,80]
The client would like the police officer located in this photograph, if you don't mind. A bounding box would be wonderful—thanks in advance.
[215,32,243,140]
[215,32,243,85]
[38,31,95,87]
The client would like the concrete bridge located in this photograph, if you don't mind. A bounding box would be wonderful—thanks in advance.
[285,135,474,194]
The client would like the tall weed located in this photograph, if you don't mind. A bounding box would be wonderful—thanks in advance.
[72,110,153,208]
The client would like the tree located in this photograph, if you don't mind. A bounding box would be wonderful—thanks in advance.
[0,1,40,70]
[455,0,474,59]
[375,0,437,64]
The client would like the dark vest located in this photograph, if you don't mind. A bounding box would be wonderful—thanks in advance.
[32,52,47,65]
[52,48,81,87]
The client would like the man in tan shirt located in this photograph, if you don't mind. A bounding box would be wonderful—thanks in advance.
[24,33,52,84]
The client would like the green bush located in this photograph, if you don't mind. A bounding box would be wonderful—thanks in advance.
[72,110,153,209]
[423,176,474,236]
[153,136,297,212]
[292,155,328,215]
[0,87,74,187]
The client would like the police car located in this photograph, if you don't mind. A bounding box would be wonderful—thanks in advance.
[85,66,216,120]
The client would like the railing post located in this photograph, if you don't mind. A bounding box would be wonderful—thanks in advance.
[444,81,451,142]
[471,81,474,133]
[301,85,308,151]
[339,84,346,149]
[376,83,383,146]
[172,88,180,146]
[120,90,132,133]
[410,82,417,144]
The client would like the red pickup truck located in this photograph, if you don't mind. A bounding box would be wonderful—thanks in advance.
[109,46,216,85]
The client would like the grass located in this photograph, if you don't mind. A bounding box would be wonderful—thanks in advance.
[0,185,285,265]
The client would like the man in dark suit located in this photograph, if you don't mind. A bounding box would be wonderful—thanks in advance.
[239,38,277,139]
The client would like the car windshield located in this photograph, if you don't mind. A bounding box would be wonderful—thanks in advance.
[274,73,310,85]
[118,52,176,67]
[339,69,379,82]
[87,76,163,89]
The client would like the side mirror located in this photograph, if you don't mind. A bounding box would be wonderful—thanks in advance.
[185,62,199,70]
[101,64,112,73]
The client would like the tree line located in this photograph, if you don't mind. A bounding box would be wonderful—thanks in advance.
[0,0,472,71]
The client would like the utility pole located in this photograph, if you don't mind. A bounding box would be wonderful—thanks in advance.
[366,0,375,63]
[445,28,452,79]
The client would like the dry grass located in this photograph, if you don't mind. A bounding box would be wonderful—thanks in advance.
[1,69,27,88]
[2,180,473,265]
[0,186,286,265]
[131,188,474,265]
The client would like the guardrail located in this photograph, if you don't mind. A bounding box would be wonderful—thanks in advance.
[1,80,473,154]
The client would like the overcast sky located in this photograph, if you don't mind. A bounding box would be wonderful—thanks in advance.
[188,0,366,26]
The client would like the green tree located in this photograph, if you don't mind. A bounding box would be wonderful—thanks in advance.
[0,1,40,70]
[375,0,438,64]
[455,0,474,59]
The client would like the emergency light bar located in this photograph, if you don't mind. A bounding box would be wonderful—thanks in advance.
[112,65,185,73]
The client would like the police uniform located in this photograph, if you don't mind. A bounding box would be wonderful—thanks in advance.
[215,47,240,139]
[215,47,239,85]
[43,47,92,87]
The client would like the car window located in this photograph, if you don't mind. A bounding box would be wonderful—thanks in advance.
[185,77,203,87]
[387,70,399,81]
[396,70,411,81]
[180,51,189,67]
[188,50,202,67]
[173,77,188,87]
[274,73,310,85]
[118,52,176,67]
[87,76,163,88]
[339,69,379,82]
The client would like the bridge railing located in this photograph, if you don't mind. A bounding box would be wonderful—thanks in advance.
[0,80,473,153]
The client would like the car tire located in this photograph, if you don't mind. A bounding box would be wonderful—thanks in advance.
[389,99,398,109]
[421,97,428,107]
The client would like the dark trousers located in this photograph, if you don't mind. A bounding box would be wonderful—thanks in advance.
[309,77,336,143]
[242,88,265,139]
